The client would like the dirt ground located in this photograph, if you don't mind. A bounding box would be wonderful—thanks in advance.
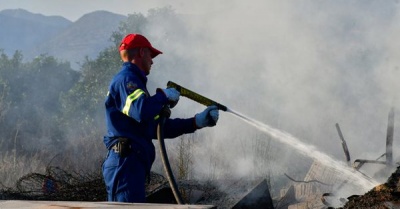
[340,166,400,209]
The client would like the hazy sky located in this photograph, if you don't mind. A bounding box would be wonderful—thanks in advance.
[0,0,224,21]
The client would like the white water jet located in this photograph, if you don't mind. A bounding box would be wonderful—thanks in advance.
[226,108,379,192]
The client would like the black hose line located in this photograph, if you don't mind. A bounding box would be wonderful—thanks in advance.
[157,105,184,204]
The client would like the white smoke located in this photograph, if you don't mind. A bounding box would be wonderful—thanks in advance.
[146,0,400,192]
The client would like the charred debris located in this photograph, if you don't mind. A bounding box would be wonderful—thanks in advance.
[278,107,399,209]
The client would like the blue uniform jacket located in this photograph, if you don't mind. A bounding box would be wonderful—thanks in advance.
[104,62,197,172]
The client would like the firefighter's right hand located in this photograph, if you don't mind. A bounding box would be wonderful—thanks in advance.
[195,105,219,128]
[158,88,180,108]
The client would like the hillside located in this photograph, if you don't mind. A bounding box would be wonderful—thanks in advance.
[0,9,127,70]
[0,8,71,27]
[0,9,71,55]
[26,10,126,69]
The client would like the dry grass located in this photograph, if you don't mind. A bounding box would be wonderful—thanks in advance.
[0,133,105,189]
[0,151,47,188]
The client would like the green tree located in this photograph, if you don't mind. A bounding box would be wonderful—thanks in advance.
[59,48,120,137]
[111,12,147,44]
[0,50,79,152]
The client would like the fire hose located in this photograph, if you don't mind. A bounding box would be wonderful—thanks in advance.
[157,105,184,204]
[156,81,227,204]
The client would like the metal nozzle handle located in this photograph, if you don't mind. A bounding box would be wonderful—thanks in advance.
[167,81,227,111]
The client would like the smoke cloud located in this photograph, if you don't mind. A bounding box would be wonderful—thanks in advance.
[143,0,400,192]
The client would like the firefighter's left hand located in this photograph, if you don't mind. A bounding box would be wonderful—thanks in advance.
[195,105,219,128]
[158,88,180,108]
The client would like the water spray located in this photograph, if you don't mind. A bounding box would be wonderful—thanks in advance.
[161,81,379,204]
[226,109,378,189]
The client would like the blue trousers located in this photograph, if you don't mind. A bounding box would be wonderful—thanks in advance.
[102,151,147,203]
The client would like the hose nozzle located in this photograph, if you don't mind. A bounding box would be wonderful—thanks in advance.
[167,81,227,111]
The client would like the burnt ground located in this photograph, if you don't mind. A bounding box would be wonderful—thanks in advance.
[4,165,400,208]
[339,166,400,209]
[0,166,272,208]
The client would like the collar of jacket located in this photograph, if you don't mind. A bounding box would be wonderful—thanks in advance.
[122,62,148,83]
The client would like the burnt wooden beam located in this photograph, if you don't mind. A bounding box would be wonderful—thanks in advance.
[353,159,387,170]
[386,107,395,166]
[336,123,351,165]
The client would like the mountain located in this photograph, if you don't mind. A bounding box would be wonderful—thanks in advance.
[0,9,71,27]
[0,9,72,56]
[0,9,127,70]
[26,10,126,69]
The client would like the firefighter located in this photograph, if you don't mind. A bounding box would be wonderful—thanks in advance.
[102,33,219,203]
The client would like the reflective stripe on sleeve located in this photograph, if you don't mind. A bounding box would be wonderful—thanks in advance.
[122,89,145,116]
